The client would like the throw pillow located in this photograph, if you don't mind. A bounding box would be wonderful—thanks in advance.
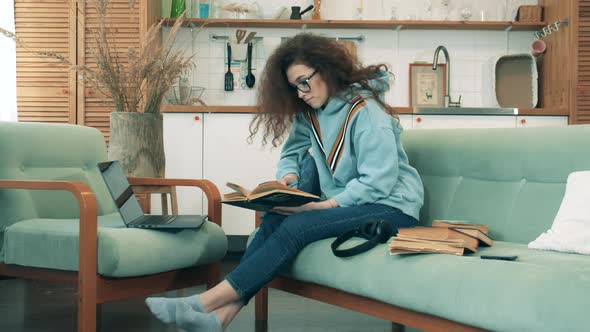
[528,171,590,255]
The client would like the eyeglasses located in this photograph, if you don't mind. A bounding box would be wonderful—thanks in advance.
[293,70,317,93]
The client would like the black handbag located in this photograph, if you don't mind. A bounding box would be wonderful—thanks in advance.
[331,219,398,257]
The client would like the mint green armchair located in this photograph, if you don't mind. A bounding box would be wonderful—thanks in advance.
[0,122,228,332]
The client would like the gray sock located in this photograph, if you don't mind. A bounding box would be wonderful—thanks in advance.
[176,300,222,332]
[145,293,205,324]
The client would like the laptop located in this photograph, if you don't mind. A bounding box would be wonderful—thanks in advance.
[98,161,207,229]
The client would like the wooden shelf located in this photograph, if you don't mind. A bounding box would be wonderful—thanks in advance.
[163,18,545,31]
[161,105,568,116]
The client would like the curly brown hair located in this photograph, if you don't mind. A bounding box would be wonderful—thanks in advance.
[249,33,396,147]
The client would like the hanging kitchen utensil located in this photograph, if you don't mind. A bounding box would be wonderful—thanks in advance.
[243,31,257,44]
[290,5,314,19]
[246,42,255,88]
[236,29,247,44]
[224,43,234,91]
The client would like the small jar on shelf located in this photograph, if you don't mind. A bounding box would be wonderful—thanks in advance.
[199,0,210,19]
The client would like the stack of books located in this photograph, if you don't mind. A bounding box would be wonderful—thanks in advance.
[389,220,494,256]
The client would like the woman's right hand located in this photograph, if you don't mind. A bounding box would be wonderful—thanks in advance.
[279,173,299,188]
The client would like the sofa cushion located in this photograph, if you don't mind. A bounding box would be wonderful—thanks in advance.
[2,213,228,277]
[282,238,590,332]
[402,125,590,244]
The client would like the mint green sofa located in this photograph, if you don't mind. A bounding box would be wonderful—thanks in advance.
[0,122,228,332]
[255,125,590,332]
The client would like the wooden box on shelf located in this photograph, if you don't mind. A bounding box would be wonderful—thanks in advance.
[517,5,543,22]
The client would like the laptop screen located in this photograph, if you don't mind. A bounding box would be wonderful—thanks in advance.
[98,161,144,224]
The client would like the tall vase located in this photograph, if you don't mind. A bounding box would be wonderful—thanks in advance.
[108,112,165,178]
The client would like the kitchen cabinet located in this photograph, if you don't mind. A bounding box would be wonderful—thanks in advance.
[408,115,568,130]
[163,112,280,235]
[397,114,413,130]
[160,113,205,215]
[411,115,516,129]
[516,116,568,128]
[202,113,281,235]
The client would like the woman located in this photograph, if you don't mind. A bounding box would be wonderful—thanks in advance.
[146,33,424,331]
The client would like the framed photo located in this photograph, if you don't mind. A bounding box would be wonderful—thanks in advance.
[409,63,447,109]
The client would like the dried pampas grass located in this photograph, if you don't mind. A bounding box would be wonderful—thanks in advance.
[1,0,198,114]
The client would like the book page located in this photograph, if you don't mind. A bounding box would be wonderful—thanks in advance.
[226,182,251,198]
[223,192,248,201]
[250,181,299,195]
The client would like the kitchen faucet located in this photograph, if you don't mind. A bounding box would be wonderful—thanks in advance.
[433,45,461,107]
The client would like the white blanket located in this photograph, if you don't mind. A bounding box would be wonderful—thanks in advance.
[528,171,590,255]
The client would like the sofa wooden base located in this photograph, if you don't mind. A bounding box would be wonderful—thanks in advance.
[255,276,487,332]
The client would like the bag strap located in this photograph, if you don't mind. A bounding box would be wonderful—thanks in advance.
[304,96,366,173]
[331,220,397,257]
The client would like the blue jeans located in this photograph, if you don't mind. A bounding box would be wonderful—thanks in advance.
[225,154,418,305]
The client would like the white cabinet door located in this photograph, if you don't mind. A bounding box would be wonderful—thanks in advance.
[161,113,204,215]
[412,115,516,129]
[516,116,568,128]
[397,114,413,130]
[203,113,282,236]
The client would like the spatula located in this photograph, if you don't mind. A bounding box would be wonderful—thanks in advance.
[243,31,257,44]
[225,43,233,91]
[245,42,255,88]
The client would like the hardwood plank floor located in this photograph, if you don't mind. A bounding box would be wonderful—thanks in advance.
[0,254,411,332]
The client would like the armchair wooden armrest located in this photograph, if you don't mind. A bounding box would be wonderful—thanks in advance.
[128,177,222,226]
[0,179,98,330]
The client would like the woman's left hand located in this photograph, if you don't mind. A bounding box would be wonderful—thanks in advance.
[272,199,338,215]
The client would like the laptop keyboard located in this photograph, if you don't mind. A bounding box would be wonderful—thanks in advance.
[134,215,175,225]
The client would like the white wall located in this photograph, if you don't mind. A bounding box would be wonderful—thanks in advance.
[162,0,538,109]
[0,0,17,122]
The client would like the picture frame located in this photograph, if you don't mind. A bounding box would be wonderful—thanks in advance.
[409,63,447,109]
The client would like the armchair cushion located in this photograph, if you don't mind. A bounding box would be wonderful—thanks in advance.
[3,213,227,277]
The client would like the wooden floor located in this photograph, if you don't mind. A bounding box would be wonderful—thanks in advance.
[0,254,421,332]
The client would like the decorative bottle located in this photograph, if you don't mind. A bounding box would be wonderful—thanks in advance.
[170,0,186,18]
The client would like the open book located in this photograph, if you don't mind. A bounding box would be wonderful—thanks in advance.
[222,181,320,211]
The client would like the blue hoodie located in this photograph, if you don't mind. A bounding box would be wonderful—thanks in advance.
[276,72,424,220]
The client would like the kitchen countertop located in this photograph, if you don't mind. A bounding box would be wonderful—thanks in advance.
[413,107,518,116]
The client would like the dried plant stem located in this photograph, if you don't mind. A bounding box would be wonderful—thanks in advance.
[2,0,197,114]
